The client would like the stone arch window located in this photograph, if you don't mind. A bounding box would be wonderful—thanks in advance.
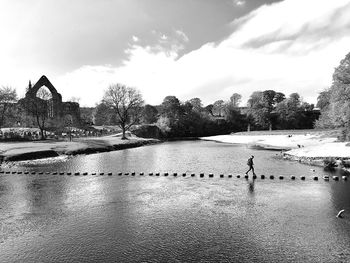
[36,86,54,118]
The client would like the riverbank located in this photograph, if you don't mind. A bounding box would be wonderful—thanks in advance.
[201,129,350,167]
[0,133,159,162]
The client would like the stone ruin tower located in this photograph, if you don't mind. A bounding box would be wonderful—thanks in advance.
[20,75,81,128]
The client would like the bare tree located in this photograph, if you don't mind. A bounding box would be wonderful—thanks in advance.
[103,83,144,139]
[0,86,17,129]
[63,114,73,141]
[23,87,52,139]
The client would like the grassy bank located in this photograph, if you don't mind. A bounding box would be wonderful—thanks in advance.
[202,129,339,150]
[0,134,159,162]
[233,129,340,137]
[202,129,350,169]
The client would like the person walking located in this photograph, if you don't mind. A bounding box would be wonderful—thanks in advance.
[245,155,256,176]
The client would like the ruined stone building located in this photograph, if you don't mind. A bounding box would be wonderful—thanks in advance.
[18,75,81,129]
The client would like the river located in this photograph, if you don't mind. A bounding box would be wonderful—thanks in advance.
[0,140,349,262]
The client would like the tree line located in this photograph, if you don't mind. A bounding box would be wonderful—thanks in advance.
[4,50,350,140]
[0,82,322,140]
[94,87,319,139]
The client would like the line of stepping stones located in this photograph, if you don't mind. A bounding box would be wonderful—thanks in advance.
[0,171,347,181]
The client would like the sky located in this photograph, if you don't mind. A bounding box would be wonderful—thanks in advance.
[1,0,350,107]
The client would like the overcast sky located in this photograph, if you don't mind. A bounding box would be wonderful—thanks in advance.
[1,0,350,106]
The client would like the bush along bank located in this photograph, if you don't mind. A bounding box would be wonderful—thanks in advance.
[282,153,350,174]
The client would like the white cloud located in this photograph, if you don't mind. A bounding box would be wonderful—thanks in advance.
[132,35,139,42]
[175,30,189,42]
[233,0,246,6]
[145,29,189,58]
[55,0,350,106]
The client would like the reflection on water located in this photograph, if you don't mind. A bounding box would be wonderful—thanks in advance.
[248,179,255,195]
[0,140,350,262]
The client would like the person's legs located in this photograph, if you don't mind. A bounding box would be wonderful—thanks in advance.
[246,166,252,175]
[252,166,256,175]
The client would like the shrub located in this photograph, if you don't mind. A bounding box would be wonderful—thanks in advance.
[323,157,337,169]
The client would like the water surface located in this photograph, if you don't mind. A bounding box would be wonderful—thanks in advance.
[0,140,349,262]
